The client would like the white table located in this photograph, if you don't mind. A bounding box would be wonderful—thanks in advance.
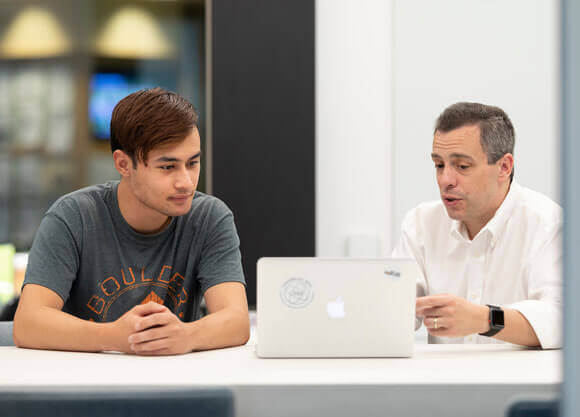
[0,343,560,417]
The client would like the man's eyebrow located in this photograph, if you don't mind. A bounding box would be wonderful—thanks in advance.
[449,153,475,161]
[430,152,474,161]
[154,151,202,163]
[188,151,202,160]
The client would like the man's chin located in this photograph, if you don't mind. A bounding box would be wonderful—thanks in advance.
[443,206,463,221]
[164,203,193,217]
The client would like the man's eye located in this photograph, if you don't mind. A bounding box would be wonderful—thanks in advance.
[160,165,174,171]
[434,163,443,169]
[459,165,469,170]
[188,161,199,168]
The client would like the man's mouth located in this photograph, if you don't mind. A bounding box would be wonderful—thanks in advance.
[442,195,462,205]
[169,194,192,201]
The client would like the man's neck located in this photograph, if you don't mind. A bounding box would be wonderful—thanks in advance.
[465,182,511,240]
[117,180,171,234]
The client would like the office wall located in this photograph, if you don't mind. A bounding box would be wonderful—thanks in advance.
[316,0,393,257]
[316,0,560,254]
[392,0,560,245]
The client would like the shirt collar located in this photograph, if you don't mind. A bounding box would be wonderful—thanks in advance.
[450,182,520,246]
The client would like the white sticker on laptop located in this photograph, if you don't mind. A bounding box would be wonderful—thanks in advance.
[280,278,314,308]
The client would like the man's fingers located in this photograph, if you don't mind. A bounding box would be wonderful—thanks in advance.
[416,294,453,312]
[131,302,168,317]
[420,306,451,317]
[128,327,167,345]
[416,304,445,317]
[424,316,447,330]
[133,311,173,332]
[132,338,169,353]
[136,349,172,356]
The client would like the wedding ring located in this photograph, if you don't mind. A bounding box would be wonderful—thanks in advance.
[433,317,438,329]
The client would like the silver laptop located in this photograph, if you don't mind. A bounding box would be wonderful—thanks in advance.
[256,258,418,358]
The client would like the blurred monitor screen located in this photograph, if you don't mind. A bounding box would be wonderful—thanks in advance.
[89,73,151,140]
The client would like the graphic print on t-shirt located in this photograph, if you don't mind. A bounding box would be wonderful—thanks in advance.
[141,290,165,305]
[85,265,188,321]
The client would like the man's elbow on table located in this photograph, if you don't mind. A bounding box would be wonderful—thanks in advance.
[218,306,251,348]
[13,308,35,349]
[12,284,66,349]
[235,309,251,346]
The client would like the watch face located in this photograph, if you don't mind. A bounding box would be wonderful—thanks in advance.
[491,308,505,326]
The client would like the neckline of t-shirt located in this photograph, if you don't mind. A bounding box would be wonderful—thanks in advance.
[106,180,177,243]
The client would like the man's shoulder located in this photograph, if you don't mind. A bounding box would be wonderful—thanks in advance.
[47,182,116,220]
[512,183,562,228]
[184,192,234,228]
[189,191,231,214]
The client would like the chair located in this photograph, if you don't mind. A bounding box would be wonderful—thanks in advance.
[0,388,235,417]
[507,399,559,417]
[0,321,14,346]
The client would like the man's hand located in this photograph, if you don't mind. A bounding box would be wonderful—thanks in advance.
[416,294,489,338]
[109,302,188,355]
[124,302,191,356]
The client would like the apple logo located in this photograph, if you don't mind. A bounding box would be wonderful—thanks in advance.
[327,296,345,319]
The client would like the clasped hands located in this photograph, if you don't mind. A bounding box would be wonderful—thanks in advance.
[112,301,191,356]
[416,294,490,338]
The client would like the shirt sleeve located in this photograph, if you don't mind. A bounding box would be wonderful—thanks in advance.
[392,209,427,330]
[196,200,246,294]
[506,224,563,349]
[23,212,80,303]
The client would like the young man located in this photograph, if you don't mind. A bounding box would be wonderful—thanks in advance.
[14,88,250,355]
[393,102,562,349]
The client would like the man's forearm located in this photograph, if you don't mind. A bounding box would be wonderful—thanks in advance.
[14,306,114,352]
[184,307,250,352]
[492,308,540,347]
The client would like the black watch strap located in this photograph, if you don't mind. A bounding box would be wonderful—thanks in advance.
[479,304,505,337]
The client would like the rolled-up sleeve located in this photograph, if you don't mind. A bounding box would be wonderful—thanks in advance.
[507,224,562,349]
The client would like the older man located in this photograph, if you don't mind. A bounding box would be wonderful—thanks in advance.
[393,102,562,348]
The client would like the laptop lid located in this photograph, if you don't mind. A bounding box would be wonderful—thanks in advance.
[256,258,418,358]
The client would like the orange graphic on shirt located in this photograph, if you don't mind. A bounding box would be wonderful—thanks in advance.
[140,290,165,305]
[86,265,189,321]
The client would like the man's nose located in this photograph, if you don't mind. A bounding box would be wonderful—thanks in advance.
[174,167,194,191]
[439,165,457,189]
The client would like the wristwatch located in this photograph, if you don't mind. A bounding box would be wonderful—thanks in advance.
[479,304,505,337]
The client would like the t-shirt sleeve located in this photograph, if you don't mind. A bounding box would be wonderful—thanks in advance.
[196,200,245,294]
[23,212,80,303]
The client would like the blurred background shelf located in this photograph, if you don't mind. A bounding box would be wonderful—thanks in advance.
[0,0,206,251]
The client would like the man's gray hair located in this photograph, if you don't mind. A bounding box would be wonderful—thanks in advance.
[434,102,515,182]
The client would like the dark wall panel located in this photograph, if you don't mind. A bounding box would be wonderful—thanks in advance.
[212,0,315,306]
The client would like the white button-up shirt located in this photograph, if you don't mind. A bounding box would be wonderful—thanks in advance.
[393,182,562,348]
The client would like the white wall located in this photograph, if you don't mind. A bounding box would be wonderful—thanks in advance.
[316,0,393,257]
[392,0,560,245]
[316,0,560,255]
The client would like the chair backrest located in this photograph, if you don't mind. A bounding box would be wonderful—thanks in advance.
[0,388,235,417]
[507,400,559,417]
[0,321,14,346]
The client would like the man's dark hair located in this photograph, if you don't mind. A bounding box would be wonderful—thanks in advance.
[110,87,198,166]
[434,102,515,182]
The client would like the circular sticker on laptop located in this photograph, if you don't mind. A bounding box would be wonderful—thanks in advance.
[280,278,314,308]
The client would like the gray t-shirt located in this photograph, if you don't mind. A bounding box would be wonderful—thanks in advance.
[24,181,245,322]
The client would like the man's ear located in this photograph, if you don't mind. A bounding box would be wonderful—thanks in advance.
[113,150,133,177]
[497,153,514,183]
